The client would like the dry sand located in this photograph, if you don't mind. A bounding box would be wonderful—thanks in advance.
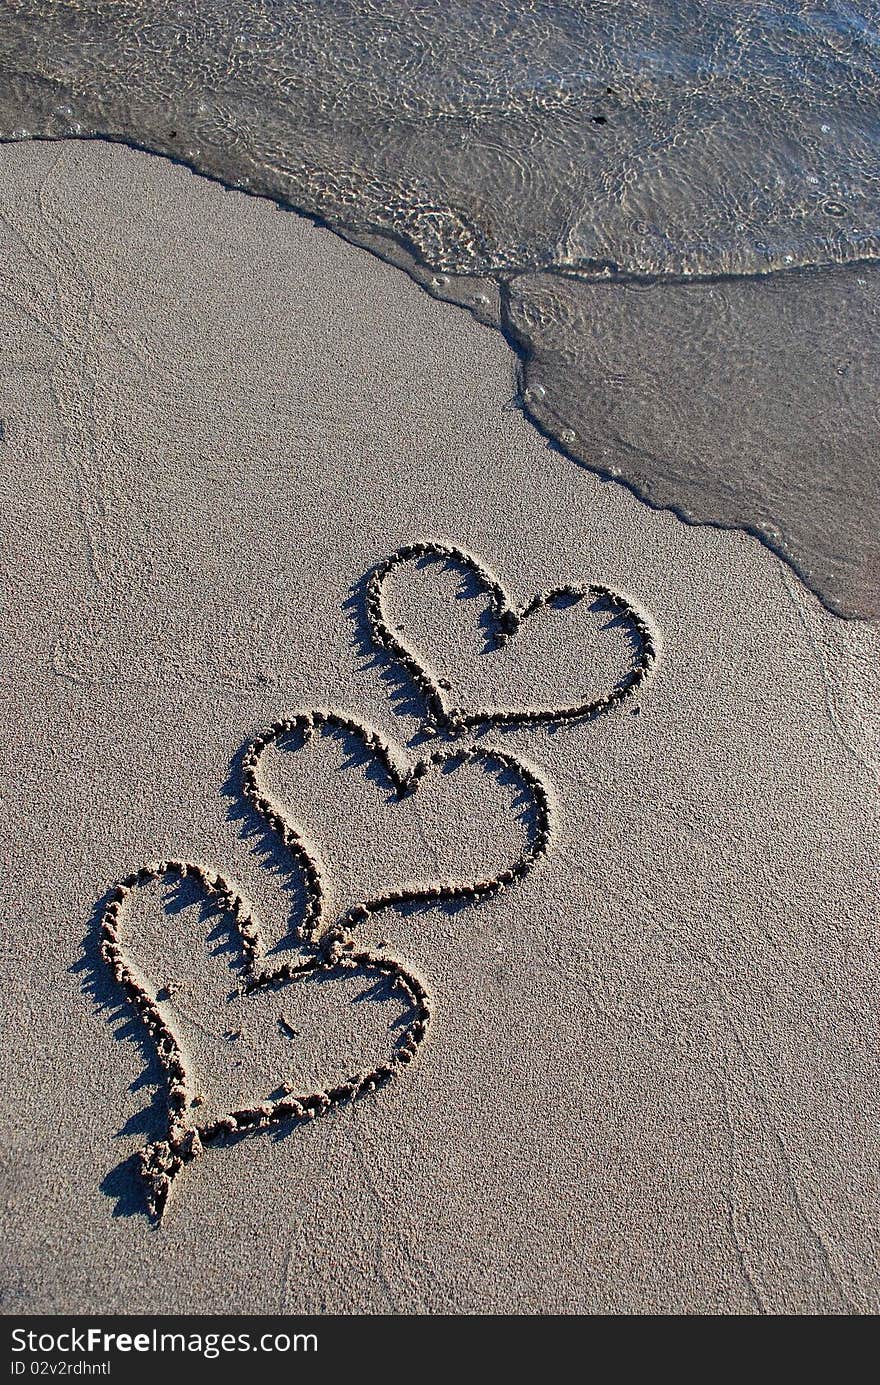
[0,140,878,1315]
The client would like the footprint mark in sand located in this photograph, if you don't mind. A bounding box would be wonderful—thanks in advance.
[95,543,659,1220]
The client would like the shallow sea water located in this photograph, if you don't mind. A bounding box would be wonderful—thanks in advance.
[0,1,878,613]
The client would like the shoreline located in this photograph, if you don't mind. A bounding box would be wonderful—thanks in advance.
[2,131,877,620]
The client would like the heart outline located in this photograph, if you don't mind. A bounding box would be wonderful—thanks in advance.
[100,709,555,1220]
[365,541,660,731]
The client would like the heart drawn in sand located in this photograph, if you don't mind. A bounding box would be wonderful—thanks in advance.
[99,709,554,1220]
[365,541,659,732]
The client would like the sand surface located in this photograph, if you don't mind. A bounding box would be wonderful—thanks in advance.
[0,141,878,1315]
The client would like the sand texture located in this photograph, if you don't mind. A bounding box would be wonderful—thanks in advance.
[0,142,878,1315]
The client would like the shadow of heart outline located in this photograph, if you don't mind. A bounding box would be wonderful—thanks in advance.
[99,709,555,1223]
[365,540,660,731]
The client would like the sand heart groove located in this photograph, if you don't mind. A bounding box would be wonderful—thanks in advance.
[365,541,659,731]
[99,709,554,1221]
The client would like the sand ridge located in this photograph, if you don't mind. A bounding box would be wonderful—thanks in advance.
[367,540,659,731]
[99,713,551,1220]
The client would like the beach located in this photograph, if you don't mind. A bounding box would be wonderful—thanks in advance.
[0,138,878,1314]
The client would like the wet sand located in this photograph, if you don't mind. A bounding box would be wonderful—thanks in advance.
[0,140,878,1315]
